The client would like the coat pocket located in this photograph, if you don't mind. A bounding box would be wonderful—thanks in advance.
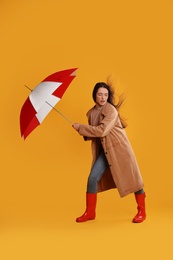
[105,136,120,150]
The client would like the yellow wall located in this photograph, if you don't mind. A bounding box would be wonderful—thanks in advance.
[0,0,173,259]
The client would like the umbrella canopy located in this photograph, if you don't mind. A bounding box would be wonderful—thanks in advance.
[20,68,77,139]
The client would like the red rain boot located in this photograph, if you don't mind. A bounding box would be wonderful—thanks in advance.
[76,193,97,223]
[133,193,146,223]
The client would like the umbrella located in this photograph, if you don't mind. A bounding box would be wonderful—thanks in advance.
[20,68,77,139]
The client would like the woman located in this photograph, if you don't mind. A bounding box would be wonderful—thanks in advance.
[72,82,146,223]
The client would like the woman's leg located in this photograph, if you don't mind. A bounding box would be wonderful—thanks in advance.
[135,189,144,195]
[87,151,109,193]
[76,151,108,223]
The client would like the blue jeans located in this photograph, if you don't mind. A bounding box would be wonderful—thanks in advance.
[86,150,144,195]
[87,151,109,193]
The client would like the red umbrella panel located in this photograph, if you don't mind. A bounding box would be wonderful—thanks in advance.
[20,68,77,139]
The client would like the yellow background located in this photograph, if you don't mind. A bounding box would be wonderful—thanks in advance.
[0,0,173,259]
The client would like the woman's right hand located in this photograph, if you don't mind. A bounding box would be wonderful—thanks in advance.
[72,123,80,131]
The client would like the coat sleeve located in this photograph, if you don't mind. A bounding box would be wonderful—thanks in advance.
[78,106,118,138]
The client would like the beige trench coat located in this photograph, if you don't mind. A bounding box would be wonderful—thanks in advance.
[78,102,144,197]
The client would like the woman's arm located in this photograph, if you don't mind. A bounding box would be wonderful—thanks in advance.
[72,106,118,138]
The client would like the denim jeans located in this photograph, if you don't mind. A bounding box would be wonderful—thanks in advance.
[86,150,144,195]
[87,151,109,193]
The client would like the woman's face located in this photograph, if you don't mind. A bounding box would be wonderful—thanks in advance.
[96,87,109,107]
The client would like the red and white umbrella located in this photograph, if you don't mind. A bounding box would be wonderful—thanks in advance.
[20,68,77,139]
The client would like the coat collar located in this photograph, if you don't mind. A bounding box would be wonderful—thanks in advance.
[87,102,114,117]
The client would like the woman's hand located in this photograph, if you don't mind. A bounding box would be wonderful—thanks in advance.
[72,123,80,131]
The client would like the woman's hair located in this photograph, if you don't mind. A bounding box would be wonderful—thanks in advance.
[92,82,127,128]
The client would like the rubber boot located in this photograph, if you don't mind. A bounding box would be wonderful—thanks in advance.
[76,193,97,223]
[133,193,146,223]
